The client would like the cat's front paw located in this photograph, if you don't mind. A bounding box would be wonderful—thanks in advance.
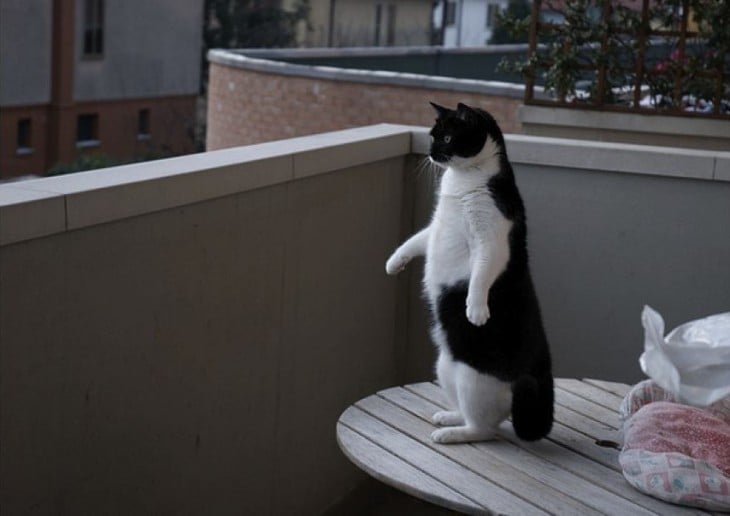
[466,296,490,326]
[385,252,410,275]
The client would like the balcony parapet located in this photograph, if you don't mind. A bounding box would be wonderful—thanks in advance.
[208,47,534,99]
[0,124,411,246]
[1,124,728,246]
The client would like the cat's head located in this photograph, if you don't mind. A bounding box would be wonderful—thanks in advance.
[428,102,505,169]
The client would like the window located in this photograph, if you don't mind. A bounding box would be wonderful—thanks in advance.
[137,109,150,140]
[375,4,397,46]
[374,4,382,45]
[76,114,100,147]
[445,1,457,26]
[83,0,104,57]
[487,4,500,28]
[386,4,397,46]
[16,118,33,155]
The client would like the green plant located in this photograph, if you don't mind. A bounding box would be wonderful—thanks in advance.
[489,0,532,45]
[47,148,176,177]
[498,0,730,114]
[201,0,310,92]
[47,153,125,176]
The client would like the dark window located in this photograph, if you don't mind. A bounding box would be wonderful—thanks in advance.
[445,2,457,26]
[487,4,499,28]
[76,114,99,145]
[17,118,32,152]
[83,0,104,57]
[386,4,397,46]
[137,109,150,139]
[374,4,382,45]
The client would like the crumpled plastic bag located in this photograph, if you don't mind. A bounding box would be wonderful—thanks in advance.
[640,305,730,406]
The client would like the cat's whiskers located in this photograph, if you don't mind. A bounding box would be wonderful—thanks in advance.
[415,156,441,183]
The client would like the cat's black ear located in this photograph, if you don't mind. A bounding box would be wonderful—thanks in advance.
[456,103,480,123]
[429,102,450,118]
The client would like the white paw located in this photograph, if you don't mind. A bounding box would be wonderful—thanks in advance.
[466,298,490,326]
[431,426,496,444]
[385,253,410,275]
[431,428,458,444]
[432,410,464,427]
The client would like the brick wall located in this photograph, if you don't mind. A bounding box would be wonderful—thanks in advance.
[1,96,198,179]
[206,62,523,151]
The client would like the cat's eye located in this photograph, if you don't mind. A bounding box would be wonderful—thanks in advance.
[444,135,452,144]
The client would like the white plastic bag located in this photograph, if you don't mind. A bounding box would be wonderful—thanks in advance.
[640,305,730,406]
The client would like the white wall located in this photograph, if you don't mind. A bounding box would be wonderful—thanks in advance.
[441,0,506,47]
[0,0,52,106]
[74,0,203,101]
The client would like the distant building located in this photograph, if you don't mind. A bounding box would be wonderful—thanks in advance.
[291,0,435,47]
[0,0,202,179]
[433,0,508,47]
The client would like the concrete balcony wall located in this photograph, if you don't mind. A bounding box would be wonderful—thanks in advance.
[1,125,729,514]
[503,138,730,382]
[520,105,730,151]
[0,126,422,515]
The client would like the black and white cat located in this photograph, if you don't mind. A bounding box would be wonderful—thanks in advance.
[386,102,554,444]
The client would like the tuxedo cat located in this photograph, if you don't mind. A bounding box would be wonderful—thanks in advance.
[386,102,553,443]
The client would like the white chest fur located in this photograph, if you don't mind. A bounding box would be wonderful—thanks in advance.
[424,167,513,307]
[384,138,514,327]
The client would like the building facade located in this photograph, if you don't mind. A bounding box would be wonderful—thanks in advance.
[434,0,509,47]
[291,0,435,47]
[0,0,202,179]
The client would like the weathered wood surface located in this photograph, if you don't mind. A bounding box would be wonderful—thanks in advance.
[336,378,713,515]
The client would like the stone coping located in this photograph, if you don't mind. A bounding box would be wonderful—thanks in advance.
[218,45,531,60]
[410,129,730,182]
[207,48,531,99]
[2,124,728,246]
[520,105,730,139]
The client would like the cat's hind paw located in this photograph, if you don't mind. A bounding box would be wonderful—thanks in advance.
[431,426,496,444]
[432,410,464,426]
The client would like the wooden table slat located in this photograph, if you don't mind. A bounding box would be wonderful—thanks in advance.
[583,378,633,398]
[340,405,549,516]
[375,387,658,516]
[360,391,607,516]
[337,423,484,514]
[407,381,619,445]
[338,380,713,515]
[555,387,622,430]
[404,383,711,516]
[556,378,626,411]
[405,382,623,470]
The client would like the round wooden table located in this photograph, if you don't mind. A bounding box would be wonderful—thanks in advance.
[337,378,707,515]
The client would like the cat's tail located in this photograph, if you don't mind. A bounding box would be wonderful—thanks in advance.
[511,373,554,441]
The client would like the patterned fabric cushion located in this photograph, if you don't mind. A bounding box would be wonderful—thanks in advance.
[618,380,730,511]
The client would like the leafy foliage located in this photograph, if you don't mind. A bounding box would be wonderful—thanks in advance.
[201,1,310,92]
[498,0,730,113]
[489,0,532,45]
[203,0,309,50]
[47,149,175,177]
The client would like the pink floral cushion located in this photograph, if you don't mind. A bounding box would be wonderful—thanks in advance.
[618,380,730,511]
